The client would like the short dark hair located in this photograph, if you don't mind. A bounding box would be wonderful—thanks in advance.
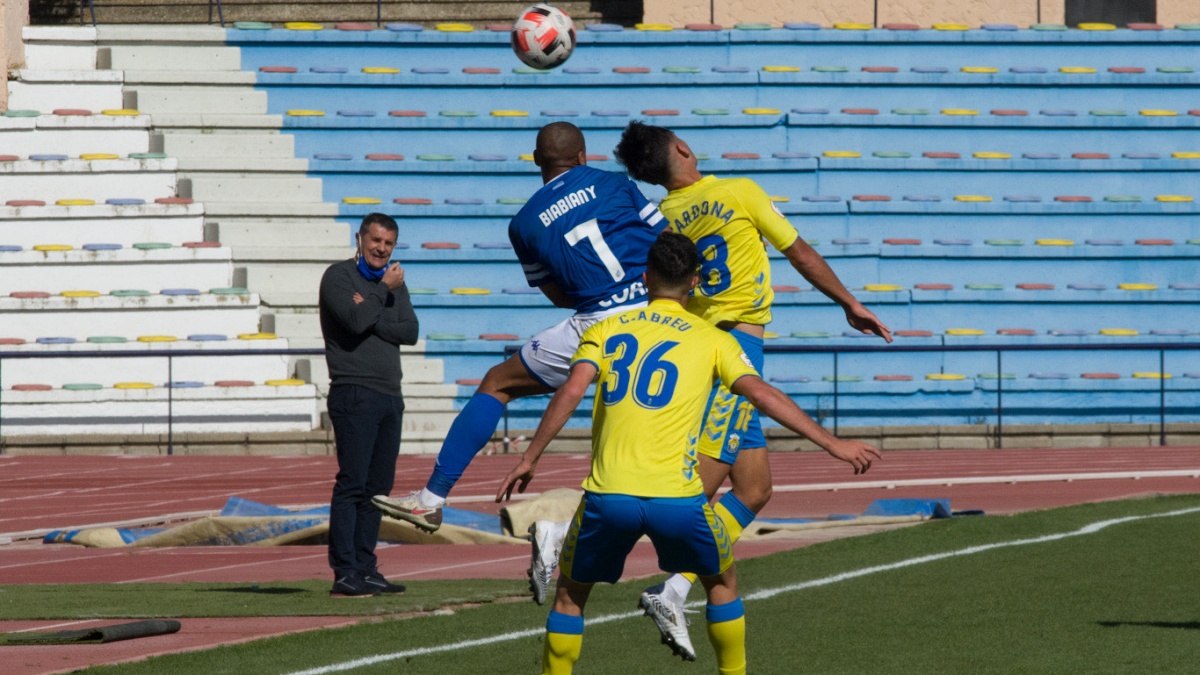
[614,121,676,186]
[359,212,398,235]
[647,231,699,290]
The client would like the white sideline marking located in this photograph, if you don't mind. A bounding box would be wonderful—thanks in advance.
[281,505,1200,675]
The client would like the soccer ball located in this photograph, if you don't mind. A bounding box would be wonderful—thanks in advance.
[511,4,576,70]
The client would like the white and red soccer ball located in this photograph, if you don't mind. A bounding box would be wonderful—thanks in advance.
[511,4,577,70]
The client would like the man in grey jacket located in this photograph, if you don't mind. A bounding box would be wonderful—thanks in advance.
[319,212,419,596]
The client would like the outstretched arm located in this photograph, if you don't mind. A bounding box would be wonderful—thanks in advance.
[731,374,881,474]
[496,361,597,501]
[781,238,893,343]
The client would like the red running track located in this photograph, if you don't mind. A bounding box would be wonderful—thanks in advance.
[0,448,1197,674]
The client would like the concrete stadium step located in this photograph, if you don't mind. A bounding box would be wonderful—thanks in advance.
[0,113,152,158]
[154,131,295,159]
[148,113,284,130]
[99,45,242,72]
[122,70,258,86]
[7,70,124,111]
[199,201,339,219]
[0,158,178,203]
[240,257,355,308]
[0,202,205,246]
[181,176,323,203]
[0,294,263,338]
[0,340,293,386]
[1,385,320,435]
[177,157,310,172]
[21,26,99,70]
[206,220,347,249]
[124,86,268,115]
[0,247,233,293]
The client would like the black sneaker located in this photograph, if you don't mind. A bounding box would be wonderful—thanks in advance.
[363,570,406,594]
[330,574,380,598]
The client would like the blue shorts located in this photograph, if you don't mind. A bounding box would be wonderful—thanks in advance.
[697,329,765,464]
[559,492,733,585]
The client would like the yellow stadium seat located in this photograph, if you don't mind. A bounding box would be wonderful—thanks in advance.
[1171,152,1200,159]
[115,382,155,389]
[266,378,307,386]
[451,288,491,295]
[284,22,323,30]
[1140,109,1178,116]
[491,110,529,117]
[1060,67,1097,74]
[945,328,986,336]
[823,150,861,158]
[56,199,95,206]
[926,373,967,380]
[942,108,979,116]
[342,197,382,204]
[286,110,325,117]
[34,244,73,251]
[1078,22,1116,30]
[101,108,140,116]
[1119,283,1157,291]
[137,335,178,342]
[743,108,781,115]
[1156,195,1194,202]
[1035,239,1075,246]
[961,66,998,73]
[973,151,1011,159]
[1132,372,1171,379]
[519,153,535,161]
[1099,328,1139,336]
[80,153,120,160]
[60,290,101,297]
[864,284,903,292]
[834,22,872,30]
[435,23,474,32]
[762,66,801,72]
[238,332,278,340]
[933,23,970,31]
[635,23,673,31]
[362,67,401,74]
[954,195,992,202]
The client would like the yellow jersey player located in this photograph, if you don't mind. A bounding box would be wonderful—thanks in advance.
[614,121,892,651]
[496,232,881,675]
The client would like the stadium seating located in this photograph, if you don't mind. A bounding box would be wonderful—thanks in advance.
[5,22,1200,438]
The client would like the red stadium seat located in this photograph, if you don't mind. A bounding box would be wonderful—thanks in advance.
[0,338,27,344]
[155,197,193,204]
[215,380,255,387]
[389,110,427,117]
[883,238,922,245]
[614,67,651,74]
[1017,283,1055,290]
[1109,67,1146,73]
[991,109,1029,116]
[923,151,961,159]
[914,283,953,290]
[772,285,803,292]
[463,67,500,74]
[366,153,405,160]
[53,108,91,116]
[862,66,899,73]
[480,333,520,340]
[7,200,45,206]
[894,330,934,337]
[853,195,891,201]
[1072,152,1110,159]
[1135,239,1175,245]
[394,198,432,205]
[1081,373,1120,379]
[997,328,1037,335]
[642,109,680,116]
[883,23,919,30]
[842,108,880,115]
[722,152,760,159]
[422,242,461,249]
[259,66,298,73]
[13,384,52,391]
[874,374,914,381]
[1054,196,1093,202]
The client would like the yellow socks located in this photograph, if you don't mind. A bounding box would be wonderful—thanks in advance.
[543,611,583,674]
[706,598,747,675]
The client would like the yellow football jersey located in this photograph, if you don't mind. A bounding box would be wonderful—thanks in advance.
[659,176,800,326]
[572,299,758,498]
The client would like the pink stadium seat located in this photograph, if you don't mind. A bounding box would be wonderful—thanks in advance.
[7,200,45,206]
[486,23,513,31]
[1055,196,1092,202]
[215,380,255,387]
[614,67,651,74]
[155,197,193,204]
[853,195,891,201]
[842,108,880,115]
[394,198,432,205]
[1109,67,1146,73]
[1072,152,1110,159]
[1081,373,1120,380]
[0,338,26,345]
[874,374,914,381]
[366,153,405,160]
[1017,283,1055,290]
[53,108,91,116]
[642,109,680,116]
[722,152,760,159]
[883,238,922,245]
[259,66,297,73]
[894,330,934,337]
[914,283,953,290]
[480,333,519,340]
[11,291,51,298]
[685,23,723,31]
[586,154,609,161]
[389,110,427,117]
[336,22,372,30]
[422,242,460,249]
[12,384,52,391]
[991,109,1029,116]
[1127,23,1164,30]
[862,66,899,73]
[0,155,19,161]
[183,241,221,248]
[924,152,960,159]
[463,67,501,74]
[997,328,1037,335]
[1135,239,1175,245]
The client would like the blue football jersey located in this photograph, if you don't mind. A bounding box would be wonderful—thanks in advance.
[509,165,666,313]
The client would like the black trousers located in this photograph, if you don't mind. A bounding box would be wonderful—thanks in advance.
[327,384,404,578]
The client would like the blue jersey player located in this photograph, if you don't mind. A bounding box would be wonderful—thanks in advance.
[373,123,666,592]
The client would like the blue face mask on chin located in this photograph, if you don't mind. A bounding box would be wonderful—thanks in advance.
[356,252,387,282]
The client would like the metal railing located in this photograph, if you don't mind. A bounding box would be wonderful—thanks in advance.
[0,342,1194,455]
[502,341,1199,449]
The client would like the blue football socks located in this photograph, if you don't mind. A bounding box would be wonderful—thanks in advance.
[425,392,505,498]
